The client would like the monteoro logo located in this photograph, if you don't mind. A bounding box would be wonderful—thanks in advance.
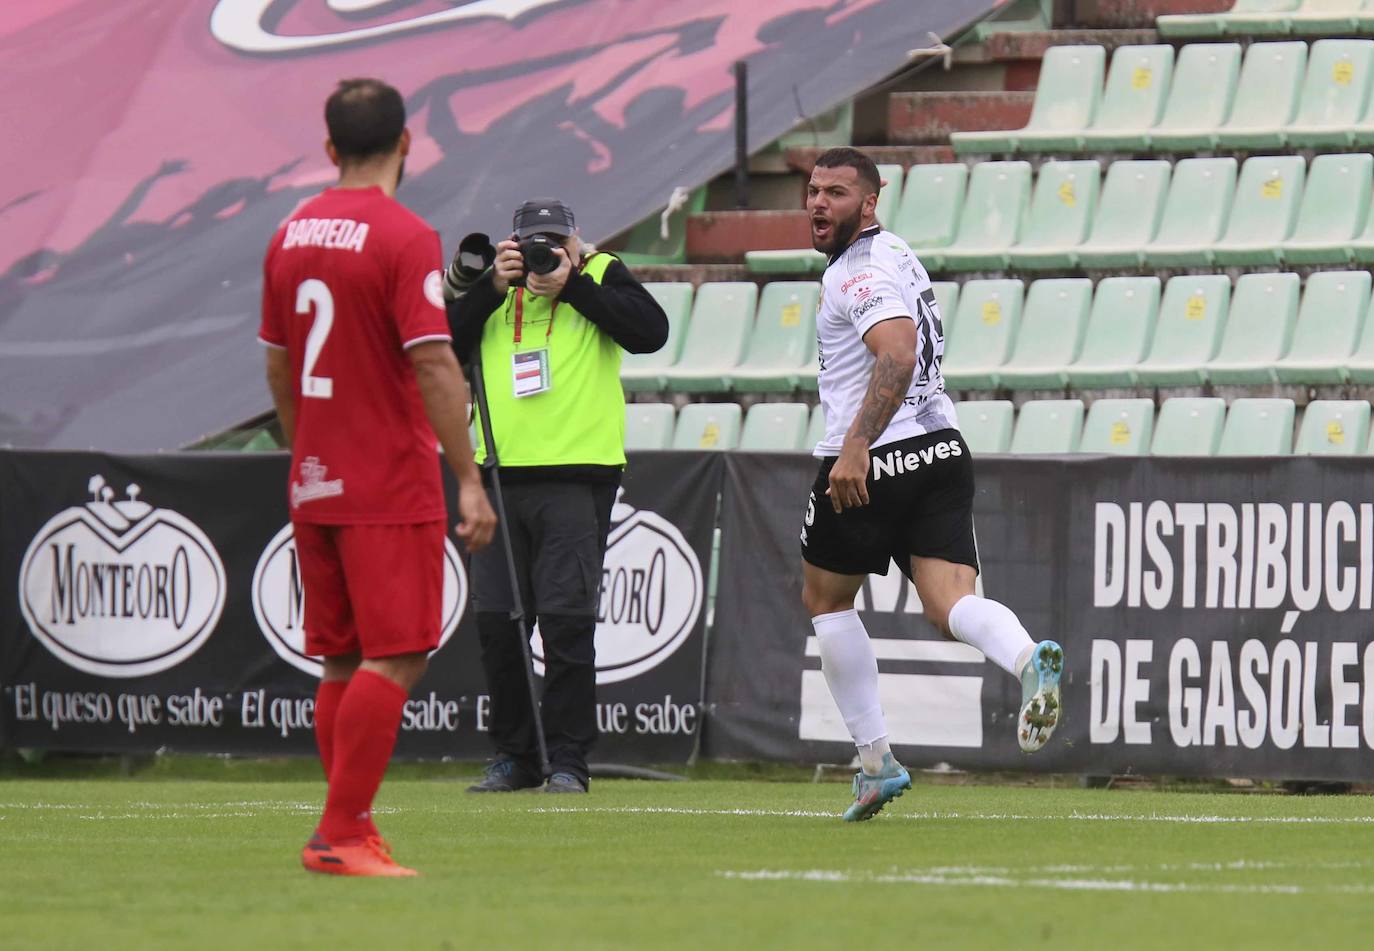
[251,525,468,677]
[532,490,702,685]
[18,476,227,678]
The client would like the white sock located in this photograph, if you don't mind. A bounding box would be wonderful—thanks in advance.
[947,594,1036,678]
[812,609,888,755]
[856,737,892,774]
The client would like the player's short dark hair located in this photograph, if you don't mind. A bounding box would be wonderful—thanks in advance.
[813,147,881,194]
[325,78,406,162]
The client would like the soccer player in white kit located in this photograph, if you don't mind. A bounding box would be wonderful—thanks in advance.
[797,148,1064,821]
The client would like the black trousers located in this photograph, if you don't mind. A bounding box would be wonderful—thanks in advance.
[471,480,617,784]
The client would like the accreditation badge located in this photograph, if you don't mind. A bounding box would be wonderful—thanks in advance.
[512,348,551,398]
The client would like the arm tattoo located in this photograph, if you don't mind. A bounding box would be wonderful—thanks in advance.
[848,352,916,445]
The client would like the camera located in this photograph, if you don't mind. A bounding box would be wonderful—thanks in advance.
[515,233,562,285]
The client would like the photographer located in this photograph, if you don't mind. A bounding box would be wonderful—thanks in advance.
[446,198,668,793]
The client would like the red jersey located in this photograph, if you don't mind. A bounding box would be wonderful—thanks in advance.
[259,186,451,525]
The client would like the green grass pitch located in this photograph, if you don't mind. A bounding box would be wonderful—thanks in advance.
[3,768,1374,949]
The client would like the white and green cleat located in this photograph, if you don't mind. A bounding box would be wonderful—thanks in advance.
[1018,640,1064,753]
[841,753,912,822]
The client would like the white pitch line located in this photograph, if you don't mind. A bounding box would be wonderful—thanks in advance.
[529,805,1374,825]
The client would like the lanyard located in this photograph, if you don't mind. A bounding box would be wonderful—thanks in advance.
[512,288,559,346]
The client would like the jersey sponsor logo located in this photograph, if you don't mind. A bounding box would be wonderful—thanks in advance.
[281,217,370,253]
[840,272,873,294]
[854,286,873,304]
[250,525,468,677]
[852,295,884,320]
[871,438,963,481]
[290,456,344,509]
[424,269,445,310]
[18,475,227,678]
[531,490,703,685]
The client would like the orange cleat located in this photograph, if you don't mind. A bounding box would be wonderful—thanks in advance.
[301,833,417,877]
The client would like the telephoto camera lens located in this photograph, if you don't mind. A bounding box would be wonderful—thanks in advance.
[518,235,561,275]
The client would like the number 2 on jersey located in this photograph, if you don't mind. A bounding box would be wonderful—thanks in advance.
[295,278,334,399]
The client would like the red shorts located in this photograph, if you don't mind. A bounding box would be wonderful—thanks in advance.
[293,520,445,660]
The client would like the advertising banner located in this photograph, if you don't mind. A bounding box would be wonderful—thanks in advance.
[0,450,718,763]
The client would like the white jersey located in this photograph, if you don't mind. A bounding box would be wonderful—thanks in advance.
[813,226,957,456]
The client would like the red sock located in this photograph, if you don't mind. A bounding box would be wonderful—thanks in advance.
[317,670,408,844]
[313,680,348,780]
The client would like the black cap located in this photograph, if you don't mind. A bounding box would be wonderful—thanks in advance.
[513,197,575,238]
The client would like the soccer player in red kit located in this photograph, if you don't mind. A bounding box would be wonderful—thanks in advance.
[259,78,496,877]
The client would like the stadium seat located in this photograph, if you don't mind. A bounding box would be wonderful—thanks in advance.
[875,164,904,231]
[1077,45,1175,152]
[1276,270,1371,383]
[939,161,1032,271]
[730,281,821,392]
[1341,282,1374,382]
[1148,43,1243,151]
[617,186,706,267]
[931,281,960,336]
[1144,157,1239,268]
[1347,189,1374,262]
[671,403,741,450]
[1296,400,1371,454]
[1282,152,1373,265]
[1079,399,1155,455]
[1151,398,1226,456]
[953,399,1014,453]
[894,163,969,269]
[1206,272,1301,384]
[1285,40,1374,148]
[622,282,693,392]
[942,279,1025,389]
[1212,156,1305,266]
[739,402,810,452]
[805,402,827,450]
[744,248,826,274]
[998,279,1094,389]
[624,403,676,450]
[1289,0,1364,35]
[1074,161,1171,268]
[1218,398,1295,456]
[1214,42,1308,150]
[1006,160,1101,270]
[950,45,1105,154]
[1157,0,1299,38]
[1066,276,1162,388]
[1009,399,1084,453]
[1135,274,1232,386]
[662,283,758,393]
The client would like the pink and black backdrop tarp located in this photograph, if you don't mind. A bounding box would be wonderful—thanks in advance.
[0,0,999,451]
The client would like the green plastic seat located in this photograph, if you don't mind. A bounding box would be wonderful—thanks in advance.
[1288,0,1363,34]
[1297,400,1371,454]
[730,282,821,392]
[662,282,758,393]
[998,279,1094,389]
[622,282,694,392]
[1077,45,1175,152]
[739,403,810,452]
[1135,275,1232,386]
[624,403,676,450]
[1282,153,1373,265]
[1347,189,1374,262]
[744,248,826,274]
[1075,161,1171,268]
[931,281,960,337]
[671,403,742,451]
[1297,398,1363,456]
[617,187,707,267]
[1214,42,1308,149]
[942,279,1025,390]
[1219,398,1295,456]
[1285,40,1374,148]
[1206,272,1301,384]
[1342,281,1374,381]
[874,164,904,232]
[1158,0,1299,38]
[953,400,1014,453]
[805,402,827,450]
[1276,271,1371,383]
[1213,155,1306,266]
[1010,399,1085,454]
[776,102,854,152]
[1144,157,1239,268]
[1148,43,1243,151]
[1151,398,1227,456]
[939,161,1032,271]
[1358,0,1374,36]
[1079,399,1156,455]
[893,163,969,270]
[1007,161,1101,270]
[1067,276,1162,388]
[950,45,1105,155]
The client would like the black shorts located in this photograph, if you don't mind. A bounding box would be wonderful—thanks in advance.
[800,428,980,578]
